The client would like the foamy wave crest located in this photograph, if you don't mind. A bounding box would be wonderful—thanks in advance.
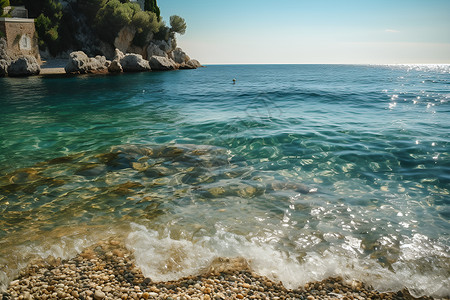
[126,223,449,298]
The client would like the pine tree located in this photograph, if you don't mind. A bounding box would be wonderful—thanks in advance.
[144,0,160,19]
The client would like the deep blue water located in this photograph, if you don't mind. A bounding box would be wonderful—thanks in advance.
[0,65,449,296]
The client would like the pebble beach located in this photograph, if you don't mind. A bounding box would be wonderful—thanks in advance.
[2,239,443,300]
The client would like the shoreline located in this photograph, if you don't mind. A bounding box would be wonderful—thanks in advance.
[2,240,444,300]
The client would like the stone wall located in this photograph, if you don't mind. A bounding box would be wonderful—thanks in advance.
[0,17,40,63]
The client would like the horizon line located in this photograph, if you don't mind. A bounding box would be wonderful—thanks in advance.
[201,62,450,66]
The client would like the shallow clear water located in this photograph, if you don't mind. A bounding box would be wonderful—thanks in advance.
[0,65,449,297]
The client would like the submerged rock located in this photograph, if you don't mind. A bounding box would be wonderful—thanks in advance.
[7,56,40,77]
[120,54,151,72]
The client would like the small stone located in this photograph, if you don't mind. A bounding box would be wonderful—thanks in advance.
[94,290,106,299]
[23,292,32,300]
[236,294,244,299]
[214,293,226,300]
[142,292,149,299]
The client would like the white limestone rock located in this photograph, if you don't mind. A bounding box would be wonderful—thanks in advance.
[173,47,190,64]
[119,53,151,72]
[149,55,177,71]
[65,51,110,74]
[114,26,136,54]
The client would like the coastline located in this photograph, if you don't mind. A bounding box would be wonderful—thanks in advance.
[38,59,66,76]
[2,240,443,300]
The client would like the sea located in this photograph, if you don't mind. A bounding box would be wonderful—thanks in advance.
[0,64,449,297]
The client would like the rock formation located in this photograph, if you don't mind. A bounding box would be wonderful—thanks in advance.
[0,59,9,77]
[180,59,202,69]
[107,49,125,73]
[65,51,110,74]
[149,56,176,71]
[108,60,122,73]
[114,26,136,54]
[119,54,151,72]
[7,56,40,77]
[0,38,9,61]
[172,47,190,64]
[146,39,174,59]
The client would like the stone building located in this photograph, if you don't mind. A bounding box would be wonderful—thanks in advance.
[0,11,41,63]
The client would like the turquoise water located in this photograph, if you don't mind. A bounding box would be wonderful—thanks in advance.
[0,65,449,296]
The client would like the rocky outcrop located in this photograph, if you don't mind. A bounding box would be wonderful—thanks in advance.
[146,39,174,59]
[0,38,9,61]
[108,60,122,73]
[127,45,146,59]
[113,48,125,61]
[119,54,151,72]
[0,59,9,77]
[7,56,40,77]
[173,47,190,64]
[147,42,167,58]
[108,49,124,73]
[149,56,177,71]
[65,51,110,74]
[114,26,136,54]
[179,59,202,69]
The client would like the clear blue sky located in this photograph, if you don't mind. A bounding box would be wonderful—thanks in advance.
[158,0,450,64]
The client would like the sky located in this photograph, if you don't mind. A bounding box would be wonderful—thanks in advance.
[158,0,450,64]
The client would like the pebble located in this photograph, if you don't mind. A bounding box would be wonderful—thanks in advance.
[2,240,439,300]
[94,289,106,299]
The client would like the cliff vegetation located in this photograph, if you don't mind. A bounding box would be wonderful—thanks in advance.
[8,0,187,58]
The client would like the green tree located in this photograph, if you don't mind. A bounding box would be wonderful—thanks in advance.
[144,0,160,19]
[170,15,186,35]
[0,0,10,9]
[94,0,140,44]
[1,0,10,16]
[132,10,159,46]
[78,0,106,22]
[33,0,67,55]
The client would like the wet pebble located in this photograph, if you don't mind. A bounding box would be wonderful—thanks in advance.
[3,240,440,300]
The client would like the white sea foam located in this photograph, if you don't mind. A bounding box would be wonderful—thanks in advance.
[125,223,450,298]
